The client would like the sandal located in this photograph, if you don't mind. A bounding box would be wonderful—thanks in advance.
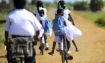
[48,52,54,56]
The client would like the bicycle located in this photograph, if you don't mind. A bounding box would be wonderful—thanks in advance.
[7,37,33,63]
[39,34,45,55]
[59,35,73,63]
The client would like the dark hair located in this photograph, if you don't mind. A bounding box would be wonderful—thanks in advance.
[57,8,64,14]
[57,1,66,9]
[13,0,26,9]
[36,1,44,13]
[39,10,44,14]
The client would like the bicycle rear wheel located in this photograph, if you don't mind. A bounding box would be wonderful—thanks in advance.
[40,36,44,55]
[61,50,65,63]
[62,36,68,63]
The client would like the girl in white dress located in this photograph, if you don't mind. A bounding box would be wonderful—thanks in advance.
[33,1,47,20]
[56,1,82,52]
[38,9,50,50]
[48,1,82,56]
[33,1,49,49]
[49,9,74,59]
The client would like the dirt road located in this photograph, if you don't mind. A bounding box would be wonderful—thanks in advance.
[0,8,105,63]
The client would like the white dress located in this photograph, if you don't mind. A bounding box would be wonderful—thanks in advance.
[54,9,82,43]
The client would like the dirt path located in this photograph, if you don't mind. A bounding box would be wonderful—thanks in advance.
[0,8,105,63]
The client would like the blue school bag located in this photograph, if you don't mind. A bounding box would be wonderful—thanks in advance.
[44,18,51,33]
[52,17,65,36]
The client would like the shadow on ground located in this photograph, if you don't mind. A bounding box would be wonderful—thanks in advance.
[0,20,6,24]
[0,55,6,58]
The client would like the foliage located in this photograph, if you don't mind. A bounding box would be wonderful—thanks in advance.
[43,2,54,9]
[31,0,39,5]
[74,10,105,28]
[66,3,73,10]
[73,1,90,11]
[0,1,9,12]
[95,17,105,26]
[90,0,104,12]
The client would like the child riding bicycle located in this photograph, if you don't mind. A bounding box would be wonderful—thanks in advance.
[48,9,73,59]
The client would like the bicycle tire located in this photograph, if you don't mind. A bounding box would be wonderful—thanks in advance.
[64,37,68,63]
[61,50,65,63]
[61,36,68,63]
[40,35,44,55]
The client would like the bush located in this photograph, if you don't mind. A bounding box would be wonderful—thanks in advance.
[95,17,105,26]
[66,3,73,10]
[73,1,90,11]
[43,2,54,9]
[90,0,104,12]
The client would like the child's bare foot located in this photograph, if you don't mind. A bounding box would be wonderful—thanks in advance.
[76,48,80,52]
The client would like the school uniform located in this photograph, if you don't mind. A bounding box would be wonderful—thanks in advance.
[5,9,43,63]
[33,7,47,20]
[54,9,82,42]
[53,15,73,43]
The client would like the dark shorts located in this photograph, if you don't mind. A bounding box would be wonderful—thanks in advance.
[6,36,36,63]
[6,47,36,63]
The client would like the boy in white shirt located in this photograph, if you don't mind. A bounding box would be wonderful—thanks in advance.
[4,0,41,63]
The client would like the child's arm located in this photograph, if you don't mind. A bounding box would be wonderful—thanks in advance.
[64,21,67,26]
[40,20,43,25]
[68,13,75,26]
[55,14,58,18]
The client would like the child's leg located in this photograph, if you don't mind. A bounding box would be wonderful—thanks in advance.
[44,34,49,50]
[66,39,71,54]
[56,43,61,51]
[48,41,56,55]
[72,40,80,52]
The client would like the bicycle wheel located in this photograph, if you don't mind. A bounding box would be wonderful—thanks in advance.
[62,36,68,63]
[61,50,65,63]
[63,37,68,63]
[40,35,44,55]
[60,36,66,63]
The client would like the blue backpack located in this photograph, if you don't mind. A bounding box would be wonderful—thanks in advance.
[52,17,65,36]
[44,18,51,33]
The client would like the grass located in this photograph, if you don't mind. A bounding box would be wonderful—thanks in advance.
[73,11,105,23]
[0,23,5,47]
[73,10,105,29]
[0,12,7,20]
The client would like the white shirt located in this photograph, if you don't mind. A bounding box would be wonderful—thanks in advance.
[5,9,42,37]
[55,9,70,19]
[33,7,47,20]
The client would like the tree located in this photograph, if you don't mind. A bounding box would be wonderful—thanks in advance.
[31,0,39,5]
[90,0,104,12]
[0,0,8,11]
[9,0,13,9]
[73,1,90,11]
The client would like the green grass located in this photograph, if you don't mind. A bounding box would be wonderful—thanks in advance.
[0,23,5,47]
[73,11,105,23]
[0,12,7,20]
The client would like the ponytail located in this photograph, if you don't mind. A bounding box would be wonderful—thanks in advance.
[36,1,44,13]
